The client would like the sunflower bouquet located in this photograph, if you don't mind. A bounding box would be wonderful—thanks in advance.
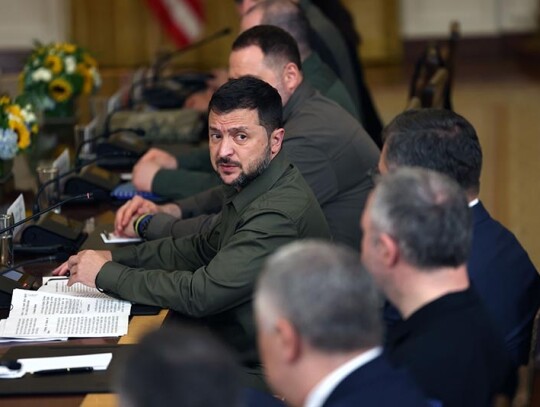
[0,95,38,160]
[20,41,101,117]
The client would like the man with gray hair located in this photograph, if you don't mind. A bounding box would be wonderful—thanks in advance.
[254,240,430,407]
[361,168,516,407]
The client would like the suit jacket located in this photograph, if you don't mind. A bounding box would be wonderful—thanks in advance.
[322,355,431,407]
[385,202,540,366]
[469,201,540,365]
[245,355,430,407]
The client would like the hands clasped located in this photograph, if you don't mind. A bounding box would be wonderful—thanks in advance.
[52,250,112,288]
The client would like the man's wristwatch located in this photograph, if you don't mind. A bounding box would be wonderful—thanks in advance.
[134,214,153,239]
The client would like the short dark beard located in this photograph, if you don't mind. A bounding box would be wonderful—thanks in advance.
[231,144,272,189]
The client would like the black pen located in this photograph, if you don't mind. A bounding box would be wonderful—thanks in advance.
[32,366,94,376]
[0,360,21,370]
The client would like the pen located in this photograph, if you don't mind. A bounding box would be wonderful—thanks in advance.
[0,360,21,370]
[32,366,94,376]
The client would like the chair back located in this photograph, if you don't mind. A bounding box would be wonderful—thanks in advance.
[407,21,460,110]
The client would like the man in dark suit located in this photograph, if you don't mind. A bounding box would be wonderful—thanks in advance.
[361,168,516,407]
[380,108,540,366]
[254,240,430,407]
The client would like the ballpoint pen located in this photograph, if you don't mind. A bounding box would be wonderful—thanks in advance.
[32,367,94,376]
[0,360,21,370]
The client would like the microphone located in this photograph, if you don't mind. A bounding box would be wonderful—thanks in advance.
[0,253,71,307]
[0,253,70,277]
[33,153,127,215]
[6,193,94,236]
[16,193,99,254]
[131,27,231,109]
[151,27,232,83]
[75,127,146,165]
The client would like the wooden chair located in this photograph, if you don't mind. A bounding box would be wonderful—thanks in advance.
[407,21,460,110]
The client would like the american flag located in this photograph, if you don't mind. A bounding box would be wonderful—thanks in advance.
[145,0,205,47]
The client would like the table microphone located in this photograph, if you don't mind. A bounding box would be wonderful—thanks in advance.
[33,153,130,215]
[13,193,105,254]
[75,127,146,166]
[3,193,97,236]
[151,27,232,84]
[0,253,71,307]
[0,252,70,277]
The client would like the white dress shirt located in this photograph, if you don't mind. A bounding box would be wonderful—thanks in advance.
[304,347,383,407]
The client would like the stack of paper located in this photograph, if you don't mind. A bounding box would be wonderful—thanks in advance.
[0,280,131,341]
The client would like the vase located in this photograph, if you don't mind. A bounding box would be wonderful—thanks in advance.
[41,101,79,158]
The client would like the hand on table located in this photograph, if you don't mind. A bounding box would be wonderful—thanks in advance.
[52,250,112,288]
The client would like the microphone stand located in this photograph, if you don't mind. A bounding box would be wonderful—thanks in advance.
[151,27,232,84]
[3,194,93,236]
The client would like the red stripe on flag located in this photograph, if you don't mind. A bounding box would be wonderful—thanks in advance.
[145,0,204,48]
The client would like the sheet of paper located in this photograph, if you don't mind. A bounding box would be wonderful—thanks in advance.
[101,232,142,244]
[0,289,131,339]
[0,353,112,379]
[53,148,70,190]
[7,194,25,237]
[9,289,131,316]
[39,280,112,300]
[0,313,129,338]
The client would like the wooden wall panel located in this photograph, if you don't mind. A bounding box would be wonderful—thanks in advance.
[342,0,402,64]
[70,0,238,70]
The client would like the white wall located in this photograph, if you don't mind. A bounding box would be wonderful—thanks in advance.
[0,0,68,48]
[401,0,539,38]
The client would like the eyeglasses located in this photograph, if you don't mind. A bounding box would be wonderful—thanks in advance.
[367,166,381,185]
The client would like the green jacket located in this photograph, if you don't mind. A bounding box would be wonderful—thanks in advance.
[303,52,359,119]
[96,151,330,367]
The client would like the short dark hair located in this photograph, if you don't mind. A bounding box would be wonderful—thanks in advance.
[116,325,242,407]
[369,167,472,269]
[232,24,302,71]
[382,109,482,195]
[209,75,283,136]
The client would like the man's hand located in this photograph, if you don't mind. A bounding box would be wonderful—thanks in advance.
[184,88,214,113]
[115,196,183,237]
[132,148,178,191]
[137,148,178,168]
[114,196,159,236]
[52,250,112,288]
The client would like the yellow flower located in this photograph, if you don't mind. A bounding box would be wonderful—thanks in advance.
[61,43,76,53]
[48,78,73,102]
[77,64,93,94]
[44,55,63,75]
[83,53,97,68]
[31,123,39,134]
[6,104,22,118]
[0,96,10,106]
[9,119,30,150]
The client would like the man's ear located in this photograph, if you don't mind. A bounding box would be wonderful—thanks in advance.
[275,318,301,363]
[282,62,301,93]
[269,128,285,157]
[378,233,400,267]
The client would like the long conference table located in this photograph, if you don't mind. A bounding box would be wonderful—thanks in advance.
[0,194,170,406]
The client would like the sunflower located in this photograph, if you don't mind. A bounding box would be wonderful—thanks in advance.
[60,43,76,54]
[76,64,93,94]
[83,53,97,68]
[44,55,63,75]
[48,78,73,102]
[8,119,30,150]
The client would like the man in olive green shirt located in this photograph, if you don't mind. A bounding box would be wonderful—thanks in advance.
[53,77,330,387]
